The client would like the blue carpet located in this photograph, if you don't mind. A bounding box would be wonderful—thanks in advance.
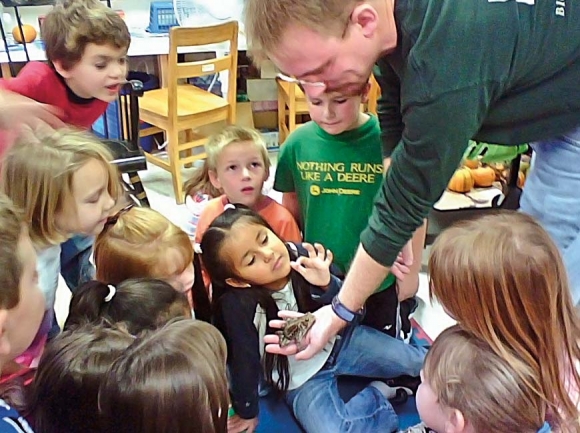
[257,392,420,432]
[256,323,429,432]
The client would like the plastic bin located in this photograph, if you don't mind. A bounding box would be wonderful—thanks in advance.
[147,2,178,34]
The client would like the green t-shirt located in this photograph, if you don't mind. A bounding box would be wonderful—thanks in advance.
[275,115,396,291]
[362,0,580,266]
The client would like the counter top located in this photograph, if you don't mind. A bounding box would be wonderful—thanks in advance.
[0,27,247,63]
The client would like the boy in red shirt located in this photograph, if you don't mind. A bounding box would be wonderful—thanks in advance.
[1,0,130,130]
[0,0,131,311]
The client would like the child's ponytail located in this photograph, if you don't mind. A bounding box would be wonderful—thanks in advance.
[65,278,192,335]
[64,280,110,329]
[183,161,221,201]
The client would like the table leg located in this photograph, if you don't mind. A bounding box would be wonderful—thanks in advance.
[1,63,13,79]
[157,54,168,88]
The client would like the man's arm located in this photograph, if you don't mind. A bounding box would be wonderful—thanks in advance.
[396,220,427,301]
[265,81,491,360]
[375,58,404,160]
[341,83,490,312]
[383,156,426,300]
[337,245,392,311]
[362,84,489,267]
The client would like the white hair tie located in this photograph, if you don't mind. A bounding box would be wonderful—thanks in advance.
[193,243,203,254]
[104,284,116,302]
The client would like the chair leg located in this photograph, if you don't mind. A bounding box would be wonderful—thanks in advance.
[184,129,194,168]
[288,98,297,136]
[168,128,185,204]
[278,91,286,144]
[126,172,150,207]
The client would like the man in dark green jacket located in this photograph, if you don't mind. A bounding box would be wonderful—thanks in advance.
[245,0,580,358]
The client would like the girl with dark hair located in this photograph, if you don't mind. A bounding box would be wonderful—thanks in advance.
[200,205,426,433]
[99,319,229,433]
[26,323,134,433]
[64,278,192,335]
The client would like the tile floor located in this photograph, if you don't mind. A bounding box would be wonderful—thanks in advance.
[55,152,456,339]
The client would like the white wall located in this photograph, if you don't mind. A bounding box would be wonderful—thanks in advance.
[1,0,244,34]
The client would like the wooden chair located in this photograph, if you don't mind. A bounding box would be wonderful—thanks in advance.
[101,80,150,207]
[277,74,381,145]
[138,22,238,203]
[277,79,309,145]
[366,74,381,115]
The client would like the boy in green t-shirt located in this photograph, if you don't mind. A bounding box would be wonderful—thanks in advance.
[275,83,426,339]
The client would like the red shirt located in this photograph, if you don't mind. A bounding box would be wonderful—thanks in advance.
[0,62,108,157]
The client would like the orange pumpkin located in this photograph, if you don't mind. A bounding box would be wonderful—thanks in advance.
[448,167,474,193]
[471,166,496,187]
[12,24,37,44]
[518,171,526,188]
[463,158,480,169]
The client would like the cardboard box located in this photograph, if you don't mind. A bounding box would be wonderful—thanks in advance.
[253,110,278,129]
[251,101,277,112]
[246,78,277,102]
[260,60,279,79]
[236,102,255,128]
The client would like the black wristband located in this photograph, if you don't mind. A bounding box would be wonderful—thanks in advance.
[331,295,364,323]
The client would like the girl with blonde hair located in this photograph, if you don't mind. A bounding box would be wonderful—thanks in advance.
[186,125,301,245]
[94,206,211,321]
[1,127,120,365]
[429,211,580,432]
[404,325,552,433]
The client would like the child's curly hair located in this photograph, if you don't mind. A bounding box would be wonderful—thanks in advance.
[42,0,131,70]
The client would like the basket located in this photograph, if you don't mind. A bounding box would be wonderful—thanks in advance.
[147,2,179,34]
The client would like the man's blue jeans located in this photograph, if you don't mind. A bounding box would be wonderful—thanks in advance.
[519,126,580,304]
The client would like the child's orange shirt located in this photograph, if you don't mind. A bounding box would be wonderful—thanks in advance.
[195,195,302,245]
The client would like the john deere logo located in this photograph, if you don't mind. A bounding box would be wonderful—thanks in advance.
[310,185,321,196]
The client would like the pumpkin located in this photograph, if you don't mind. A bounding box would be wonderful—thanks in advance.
[518,171,526,188]
[12,24,37,44]
[520,160,530,176]
[448,167,474,193]
[463,158,480,169]
[471,166,496,187]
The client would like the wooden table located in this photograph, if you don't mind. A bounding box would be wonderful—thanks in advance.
[0,29,247,86]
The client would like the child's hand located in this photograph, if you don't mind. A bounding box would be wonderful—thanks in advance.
[227,414,258,433]
[392,239,420,301]
[391,240,413,281]
[0,90,64,131]
[290,243,333,288]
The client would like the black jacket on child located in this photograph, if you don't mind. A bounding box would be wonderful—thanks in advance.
[212,243,342,419]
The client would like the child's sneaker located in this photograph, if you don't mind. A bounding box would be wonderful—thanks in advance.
[400,296,419,342]
[400,423,434,433]
[388,388,410,405]
[385,374,421,396]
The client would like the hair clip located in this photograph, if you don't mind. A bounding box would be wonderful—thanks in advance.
[224,203,236,211]
[193,243,203,254]
[104,201,135,228]
[104,284,117,302]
